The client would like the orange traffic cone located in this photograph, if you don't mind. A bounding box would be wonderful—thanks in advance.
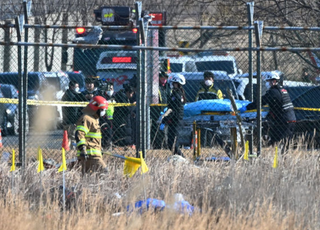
[190,137,194,149]
[62,130,70,151]
[0,129,3,148]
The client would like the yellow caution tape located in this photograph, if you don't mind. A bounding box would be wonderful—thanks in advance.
[294,107,320,111]
[1,98,319,111]
[0,98,135,107]
[150,103,167,107]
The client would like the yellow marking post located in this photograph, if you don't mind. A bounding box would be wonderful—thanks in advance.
[244,140,249,160]
[272,146,278,168]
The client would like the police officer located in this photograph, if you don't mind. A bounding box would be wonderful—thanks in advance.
[99,82,115,148]
[62,80,86,145]
[152,72,171,149]
[75,96,108,174]
[241,71,296,148]
[195,71,223,101]
[159,74,186,157]
[113,84,136,147]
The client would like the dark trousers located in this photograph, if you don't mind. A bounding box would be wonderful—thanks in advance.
[269,122,295,150]
[167,121,183,156]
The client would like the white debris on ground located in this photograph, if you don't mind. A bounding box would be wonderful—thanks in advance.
[167,155,189,164]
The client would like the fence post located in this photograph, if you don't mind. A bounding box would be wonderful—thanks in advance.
[22,0,30,169]
[61,13,68,71]
[34,17,40,71]
[140,18,147,158]
[15,15,26,169]
[247,2,254,155]
[254,21,264,156]
[135,1,142,158]
[3,20,12,72]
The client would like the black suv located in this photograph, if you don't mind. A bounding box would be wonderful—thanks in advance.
[0,72,49,126]
[0,83,29,136]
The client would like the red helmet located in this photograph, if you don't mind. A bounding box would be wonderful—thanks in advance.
[88,96,108,111]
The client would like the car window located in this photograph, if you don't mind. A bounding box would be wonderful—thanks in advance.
[170,63,183,72]
[0,86,12,98]
[27,73,41,91]
[185,61,197,72]
[195,61,235,75]
[67,72,85,90]
[11,86,18,98]
[291,87,320,108]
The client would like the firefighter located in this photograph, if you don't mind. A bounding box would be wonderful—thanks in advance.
[240,71,296,149]
[159,74,186,157]
[75,96,108,174]
[195,71,223,101]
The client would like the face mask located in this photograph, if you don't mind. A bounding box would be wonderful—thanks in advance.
[107,90,114,97]
[265,81,272,90]
[205,80,213,86]
[100,109,106,117]
[170,82,174,89]
[74,87,80,93]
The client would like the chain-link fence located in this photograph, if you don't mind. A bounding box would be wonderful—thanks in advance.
[0,9,320,166]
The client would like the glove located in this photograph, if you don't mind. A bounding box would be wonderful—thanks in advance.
[239,106,247,113]
[160,123,165,131]
[78,146,88,160]
[157,115,164,124]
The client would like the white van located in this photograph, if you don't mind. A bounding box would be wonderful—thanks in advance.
[165,56,197,73]
[193,54,242,78]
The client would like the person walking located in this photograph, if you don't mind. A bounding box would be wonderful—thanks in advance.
[62,80,86,145]
[75,96,108,174]
[152,72,171,149]
[240,71,296,150]
[113,84,136,147]
[159,74,186,157]
[195,71,223,101]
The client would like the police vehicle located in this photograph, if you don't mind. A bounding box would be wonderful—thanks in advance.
[73,6,166,92]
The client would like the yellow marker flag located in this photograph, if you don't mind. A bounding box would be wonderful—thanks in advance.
[58,148,67,172]
[123,157,141,178]
[244,140,249,161]
[10,149,15,172]
[140,151,149,174]
[37,147,44,173]
[273,146,278,168]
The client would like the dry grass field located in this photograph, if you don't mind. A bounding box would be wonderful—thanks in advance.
[0,146,320,229]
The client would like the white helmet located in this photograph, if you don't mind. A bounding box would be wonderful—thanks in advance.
[264,71,280,81]
[168,73,186,85]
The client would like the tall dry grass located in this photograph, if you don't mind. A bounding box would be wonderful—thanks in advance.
[0,146,319,229]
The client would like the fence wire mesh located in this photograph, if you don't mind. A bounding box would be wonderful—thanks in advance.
[0,20,320,165]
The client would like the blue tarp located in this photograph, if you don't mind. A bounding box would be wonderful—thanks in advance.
[184,99,251,117]
[127,198,197,216]
[205,156,231,162]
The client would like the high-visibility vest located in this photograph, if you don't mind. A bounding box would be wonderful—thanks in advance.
[106,99,115,120]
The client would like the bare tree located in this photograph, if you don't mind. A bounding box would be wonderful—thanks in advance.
[237,0,320,73]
